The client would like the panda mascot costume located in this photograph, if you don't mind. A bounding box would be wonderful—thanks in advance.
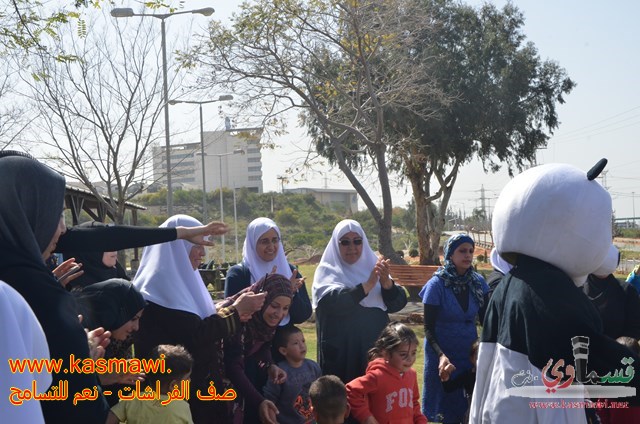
[470,160,640,423]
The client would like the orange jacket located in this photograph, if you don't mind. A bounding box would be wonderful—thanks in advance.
[346,358,427,424]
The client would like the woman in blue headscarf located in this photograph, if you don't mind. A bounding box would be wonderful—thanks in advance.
[419,234,488,423]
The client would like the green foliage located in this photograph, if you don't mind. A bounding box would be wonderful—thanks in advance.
[135,189,352,258]
[409,248,419,258]
[397,0,575,173]
[275,207,299,226]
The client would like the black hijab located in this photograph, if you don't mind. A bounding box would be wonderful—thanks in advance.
[0,152,109,423]
[73,278,146,332]
[63,221,130,289]
[0,151,63,259]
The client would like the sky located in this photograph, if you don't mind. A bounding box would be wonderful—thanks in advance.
[112,0,640,220]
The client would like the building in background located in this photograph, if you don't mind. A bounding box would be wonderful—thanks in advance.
[151,129,263,193]
[285,187,358,214]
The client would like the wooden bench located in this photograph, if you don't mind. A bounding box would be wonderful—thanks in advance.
[389,264,439,301]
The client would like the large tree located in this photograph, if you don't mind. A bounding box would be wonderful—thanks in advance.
[24,9,176,224]
[390,0,575,264]
[185,0,446,262]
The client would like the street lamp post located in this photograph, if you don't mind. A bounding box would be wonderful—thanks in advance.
[111,7,215,216]
[633,191,636,228]
[213,149,245,262]
[168,95,234,222]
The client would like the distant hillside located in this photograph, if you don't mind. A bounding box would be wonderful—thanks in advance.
[134,188,353,262]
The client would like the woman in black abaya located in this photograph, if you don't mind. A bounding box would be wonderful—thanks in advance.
[0,151,110,424]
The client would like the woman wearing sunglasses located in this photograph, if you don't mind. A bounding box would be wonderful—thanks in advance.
[312,219,408,383]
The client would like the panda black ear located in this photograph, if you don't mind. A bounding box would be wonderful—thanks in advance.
[587,158,607,181]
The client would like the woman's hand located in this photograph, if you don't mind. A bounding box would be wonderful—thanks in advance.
[176,221,229,246]
[290,271,305,293]
[439,354,456,381]
[375,258,392,289]
[363,258,392,294]
[232,292,266,321]
[268,364,287,384]
[363,417,380,424]
[85,325,111,360]
[52,258,84,287]
[258,399,279,424]
[363,269,378,295]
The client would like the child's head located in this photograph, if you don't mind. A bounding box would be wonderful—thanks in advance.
[274,325,307,364]
[616,336,640,356]
[368,322,419,373]
[309,375,350,424]
[148,344,193,392]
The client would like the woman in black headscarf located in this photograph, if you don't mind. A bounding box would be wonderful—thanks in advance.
[0,151,110,423]
[74,278,146,406]
[63,221,130,291]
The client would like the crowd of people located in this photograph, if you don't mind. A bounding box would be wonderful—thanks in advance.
[3,152,640,424]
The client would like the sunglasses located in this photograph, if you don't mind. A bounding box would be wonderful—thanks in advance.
[339,238,363,247]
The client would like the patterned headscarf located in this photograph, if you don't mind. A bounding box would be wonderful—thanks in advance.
[219,273,294,349]
[434,234,485,307]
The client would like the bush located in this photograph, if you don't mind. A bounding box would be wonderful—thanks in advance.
[409,248,419,258]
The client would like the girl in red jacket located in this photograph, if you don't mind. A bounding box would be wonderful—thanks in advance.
[346,322,428,424]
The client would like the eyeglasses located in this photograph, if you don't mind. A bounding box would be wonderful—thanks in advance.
[258,237,280,246]
[339,238,363,247]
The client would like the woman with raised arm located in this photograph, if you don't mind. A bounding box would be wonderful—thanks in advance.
[133,214,265,424]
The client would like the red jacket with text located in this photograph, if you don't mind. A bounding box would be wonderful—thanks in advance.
[346,358,427,424]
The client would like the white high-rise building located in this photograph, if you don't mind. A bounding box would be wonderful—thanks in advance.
[151,129,263,193]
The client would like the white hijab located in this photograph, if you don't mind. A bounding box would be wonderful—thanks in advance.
[0,280,50,424]
[133,215,216,319]
[242,217,293,283]
[490,247,513,275]
[312,219,385,310]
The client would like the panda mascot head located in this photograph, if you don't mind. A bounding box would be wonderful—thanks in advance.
[491,159,612,286]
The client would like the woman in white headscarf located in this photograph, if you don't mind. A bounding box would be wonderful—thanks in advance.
[134,214,265,424]
[225,217,311,325]
[312,219,408,383]
[486,247,513,301]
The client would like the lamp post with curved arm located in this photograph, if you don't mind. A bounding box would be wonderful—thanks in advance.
[111,6,215,216]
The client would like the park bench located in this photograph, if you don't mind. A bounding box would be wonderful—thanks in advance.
[389,264,439,301]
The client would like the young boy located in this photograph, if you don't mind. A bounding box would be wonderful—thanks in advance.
[107,344,194,424]
[309,375,351,424]
[263,325,322,423]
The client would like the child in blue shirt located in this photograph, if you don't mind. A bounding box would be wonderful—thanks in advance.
[264,326,321,424]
